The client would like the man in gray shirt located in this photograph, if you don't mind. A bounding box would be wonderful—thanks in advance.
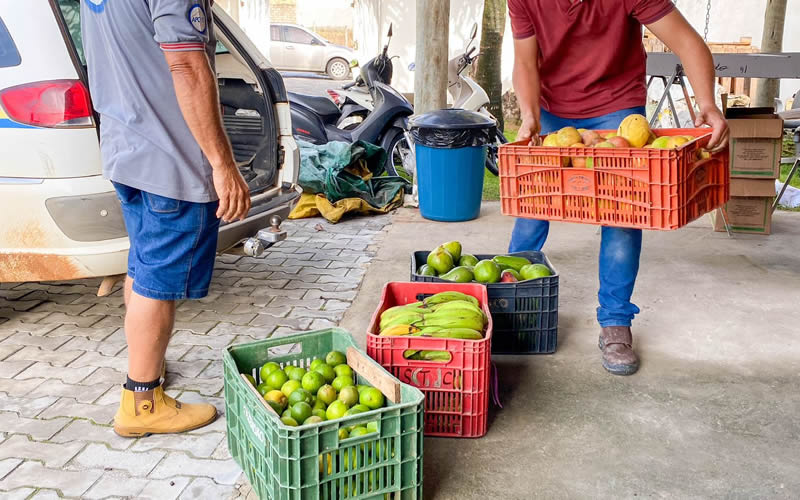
[82,0,250,436]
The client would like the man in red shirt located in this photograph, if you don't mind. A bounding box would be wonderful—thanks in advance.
[508,0,729,375]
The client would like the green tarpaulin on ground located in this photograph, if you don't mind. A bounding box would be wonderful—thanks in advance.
[291,140,410,223]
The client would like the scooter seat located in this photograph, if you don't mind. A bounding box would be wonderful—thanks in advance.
[288,92,340,124]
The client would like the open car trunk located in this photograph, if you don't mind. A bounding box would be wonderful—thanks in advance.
[214,28,279,195]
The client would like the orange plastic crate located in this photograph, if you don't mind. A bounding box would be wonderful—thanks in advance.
[498,128,730,230]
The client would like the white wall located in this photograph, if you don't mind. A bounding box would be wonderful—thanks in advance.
[218,0,271,56]
[353,0,484,94]
[297,0,353,29]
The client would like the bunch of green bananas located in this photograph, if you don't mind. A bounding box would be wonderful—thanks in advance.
[377,291,487,339]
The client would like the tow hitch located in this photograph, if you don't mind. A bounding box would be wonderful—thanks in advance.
[242,215,287,257]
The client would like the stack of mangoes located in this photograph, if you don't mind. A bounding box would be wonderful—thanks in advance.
[539,114,710,168]
[419,241,553,284]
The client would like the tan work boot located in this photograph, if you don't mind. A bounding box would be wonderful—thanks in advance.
[113,386,216,438]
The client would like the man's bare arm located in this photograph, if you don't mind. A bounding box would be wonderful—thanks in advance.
[648,10,729,150]
[512,36,542,143]
[163,50,250,221]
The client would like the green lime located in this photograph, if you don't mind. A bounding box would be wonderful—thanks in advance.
[282,408,291,419]
[351,404,370,413]
[256,383,272,396]
[243,374,256,386]
[355,385,370,394]
[359,388,385,410]
[345,406,367,417]
[280,379,301,399]
[333,364,353,378]
[304,415,324,425]
[338,386,359,407]
[366,421,378,433]
[309,359,326,372]
[349,426,369,437]
[326,400,348,420]
[317,384,337,406]
[290,402,312,423]
[325,351,347,367]
[288,388,313,407]
[259,362,281,382]
[311,408,328,420]
[331,375,355,392]
[266,369,289,391]
[281,416,298,427]
[288,366,307,382]
[313,364,336,384]
[302,371,325,394]
[313,398,327,411]
[338,428,349,440]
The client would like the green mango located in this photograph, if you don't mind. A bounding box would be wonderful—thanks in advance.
[519,263,553,280]
[439,266,474,283]
[458,254,479,267]
[427,248,454,275]
[492,255,532,272]
[473,260,501,284]
[417,264,437,276]
[441,241,462,263]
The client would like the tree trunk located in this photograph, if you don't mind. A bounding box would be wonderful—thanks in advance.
[414,0,450,114]
[754,0,788,108]
[475,0,506,131]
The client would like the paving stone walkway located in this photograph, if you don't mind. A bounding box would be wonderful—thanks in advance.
[0,216,390,499]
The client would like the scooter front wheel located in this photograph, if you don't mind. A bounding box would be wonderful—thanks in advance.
[383,128,414,181]
[485,125,508,177]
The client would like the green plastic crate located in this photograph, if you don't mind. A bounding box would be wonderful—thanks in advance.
[223,328,425,500]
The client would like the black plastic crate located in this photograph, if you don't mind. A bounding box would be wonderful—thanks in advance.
[410,251,558,354]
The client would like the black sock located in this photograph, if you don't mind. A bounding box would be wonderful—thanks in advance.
[125,375,161,392]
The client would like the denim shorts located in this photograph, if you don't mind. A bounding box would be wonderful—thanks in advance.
[114,182,220,300]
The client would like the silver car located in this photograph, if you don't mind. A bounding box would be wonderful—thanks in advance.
[269,23,354,80]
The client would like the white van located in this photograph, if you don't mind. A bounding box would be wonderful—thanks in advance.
[0,1,300,284]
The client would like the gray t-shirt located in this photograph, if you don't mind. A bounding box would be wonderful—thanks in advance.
[81,0,218,202]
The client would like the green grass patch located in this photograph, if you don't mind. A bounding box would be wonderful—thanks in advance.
[482,128,518,201]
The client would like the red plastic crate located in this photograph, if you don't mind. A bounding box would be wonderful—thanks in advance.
[498,128,730,230]
[366,282,492,438]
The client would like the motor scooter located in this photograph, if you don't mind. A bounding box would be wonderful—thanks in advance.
[287,25,412,174]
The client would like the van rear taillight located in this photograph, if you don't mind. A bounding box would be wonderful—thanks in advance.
[0,80,93,128]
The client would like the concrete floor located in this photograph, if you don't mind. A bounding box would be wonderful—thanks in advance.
[340,203,800,499]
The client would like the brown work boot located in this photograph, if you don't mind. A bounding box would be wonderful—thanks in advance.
[113,386,216,438]
[598,326,640,376]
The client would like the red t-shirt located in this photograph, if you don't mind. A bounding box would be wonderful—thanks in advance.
[508,0,674,118]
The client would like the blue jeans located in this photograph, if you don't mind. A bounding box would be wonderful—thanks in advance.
[509,107,645,327]
[114,182,220,301]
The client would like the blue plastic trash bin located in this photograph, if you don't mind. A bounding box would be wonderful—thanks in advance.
[409,109,496,222]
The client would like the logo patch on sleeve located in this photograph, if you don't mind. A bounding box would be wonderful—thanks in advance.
[86,0,107,13]
[188,4,207,33]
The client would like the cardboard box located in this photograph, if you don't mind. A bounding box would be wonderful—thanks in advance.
[726,108,783,179]
[711,179,775,234]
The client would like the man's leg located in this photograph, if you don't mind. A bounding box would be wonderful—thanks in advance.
[112,185,218,437]
[509,219,549,253]
[124,292,173,382]
[596,227,642,375]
